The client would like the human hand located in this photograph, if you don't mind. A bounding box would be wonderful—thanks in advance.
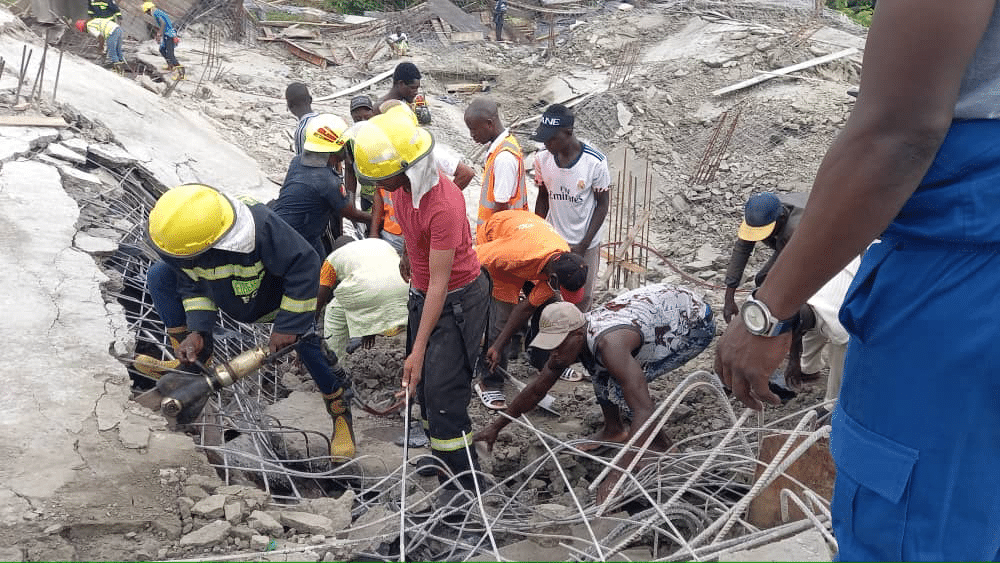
[362,334,376,349]
[401,350,424,397]
[784,364,805,390]
[399,251,411,283]
[713,317,786,410]
[269,331,298,354]
[570,243,586,256]
[176,332,204,363]
[472,424,500,453]
[723,293,739,323]
[485,346,501,371]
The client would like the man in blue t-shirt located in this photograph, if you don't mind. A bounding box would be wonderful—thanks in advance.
[143,2,182,77]
[271,114,370,258]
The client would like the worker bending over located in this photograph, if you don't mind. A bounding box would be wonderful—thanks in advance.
[75,18,124,72]
[144,184,356,458]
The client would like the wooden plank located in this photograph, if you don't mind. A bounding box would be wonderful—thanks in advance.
[598,207,653,290]
[600,251,648,274]
[282,39,332,68]
[451,31,484,42]
[0,115,68,127]
[314,68,394,102]
[712,47,857,96]
[445,82,486,93]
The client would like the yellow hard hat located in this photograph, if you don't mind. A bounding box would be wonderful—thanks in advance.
[348,103,432,183]
[142,2,154,12]
[303,114,349,153]
[147,184,235,258]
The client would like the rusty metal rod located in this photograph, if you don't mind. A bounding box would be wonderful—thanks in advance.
[14,47,30,103]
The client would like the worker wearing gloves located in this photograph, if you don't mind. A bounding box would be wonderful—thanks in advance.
[144,184,356,458]
[475,284,714,501]
[75,18,124,72]
[350,103,489,494]
[142,2,182,78]
[475,210,588,410]
[317,237,408,357]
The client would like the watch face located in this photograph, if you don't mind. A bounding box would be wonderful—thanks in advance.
[743,302,768,333]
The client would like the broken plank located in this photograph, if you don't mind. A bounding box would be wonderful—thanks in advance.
[445,82,486,93]
[712,47,857,96]
[282,39,337,68]
[314,68,394,102]
[346,45,357,61]
[451,31,484,42]
[0,115,68,127]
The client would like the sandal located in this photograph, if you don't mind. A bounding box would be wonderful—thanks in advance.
[474,382,506,411]
[559,368,584,382]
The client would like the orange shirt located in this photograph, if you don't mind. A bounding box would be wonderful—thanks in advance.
[475,210,569,305]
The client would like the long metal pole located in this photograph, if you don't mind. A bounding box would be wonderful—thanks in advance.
[52,51,63,101]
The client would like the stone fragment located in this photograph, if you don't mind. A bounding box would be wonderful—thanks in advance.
[46,143,87,165]
[191,495,228,519]
[718,528,831,561]
[230,525,255,539]
[183,484,209,501]
[248,510,283,535]
[58,166,103,192]
[74,233,118,256]
[185,474,222,492]
[87,143,136,168]
[225,500,244,524]
[179,520,232,547]
[250,534,270,550]
[279,511,332,536]
[307,493,353,533]
[60,137,89,154]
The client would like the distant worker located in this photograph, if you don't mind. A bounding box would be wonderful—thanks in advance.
[271,114,371,258]
[476,210,588,411]
[722,192,807,323]
[87,0,120,20]
[475,285,714,501]
[75,18,124,72]
[142,2,182,78]
[286,82,318,155]
[464,97,529,242]
[493,0,507,41]
[386,25,408,57]
[318,237,408,357]
[381,62,431,125]
[351,104,489,494]
[346,95,378,214]
[144,184,356,458]
[532,103,611,310]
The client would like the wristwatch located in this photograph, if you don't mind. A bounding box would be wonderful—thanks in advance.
[740,291,799,337]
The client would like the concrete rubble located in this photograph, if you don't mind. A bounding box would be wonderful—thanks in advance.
[0,0,866,558]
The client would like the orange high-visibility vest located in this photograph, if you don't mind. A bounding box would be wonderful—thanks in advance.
[476,133,527,240]
[380,187,402,235]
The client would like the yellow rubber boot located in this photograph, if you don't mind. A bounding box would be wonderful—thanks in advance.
[134,354,180,380]
[323,389,355,459]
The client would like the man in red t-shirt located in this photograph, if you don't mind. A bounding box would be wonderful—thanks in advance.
[350,105,489,494]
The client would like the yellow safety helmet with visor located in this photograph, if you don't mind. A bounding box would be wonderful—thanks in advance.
[147,184,235,258]
[347,103,433,183]
[303,114,349,153]
[142,2,155,13]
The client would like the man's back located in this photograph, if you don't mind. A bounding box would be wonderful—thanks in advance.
[272,155,346,255]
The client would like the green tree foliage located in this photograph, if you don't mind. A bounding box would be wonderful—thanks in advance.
[325,0,418,15]
[826,0,874,26]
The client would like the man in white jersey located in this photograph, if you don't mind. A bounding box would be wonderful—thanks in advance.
[532,104,611,311]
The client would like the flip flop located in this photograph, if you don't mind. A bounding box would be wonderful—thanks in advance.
[474,382,506,411]
[559,368,584,382]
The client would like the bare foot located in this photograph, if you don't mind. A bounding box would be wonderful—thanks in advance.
[577,428,629,452]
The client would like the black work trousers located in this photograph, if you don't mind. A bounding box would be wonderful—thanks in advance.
[407,272,489,490]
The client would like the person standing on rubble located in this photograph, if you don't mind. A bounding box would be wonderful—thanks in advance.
[144,184,357,459]
[475,285,714,501]
[271,114,371,259]
[464,96,529,242]
[493,0,507,41]
[532,103,611,311]
[381,62,431,125]
[286,82,318,155]
[721,191,807,323]
[475,210,588,411]
[142,2,182,78]
[714,0,1000,559]
[346,95,378,215]
[350,103,490,494]
[87,0,119,20]
[75,18,124,72]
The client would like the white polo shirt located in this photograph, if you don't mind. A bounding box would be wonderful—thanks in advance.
[533,142,611,249]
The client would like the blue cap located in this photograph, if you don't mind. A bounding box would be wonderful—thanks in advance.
[739,193,781,241]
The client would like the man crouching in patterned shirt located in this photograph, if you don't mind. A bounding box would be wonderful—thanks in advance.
[473,283,715,500]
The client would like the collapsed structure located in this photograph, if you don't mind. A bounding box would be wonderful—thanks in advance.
[0,0,864,559]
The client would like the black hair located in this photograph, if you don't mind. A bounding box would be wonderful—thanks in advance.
[393,62,421,84]
[285,82,311,106]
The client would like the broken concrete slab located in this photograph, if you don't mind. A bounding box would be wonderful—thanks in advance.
[266,391,331,459]
[46,142,88,165]
[718,528,831,561]
[248,510,284,535]
[179,520,233,548]
[117,414,152,449]
[87,143,137,168]
[60,137,89,154]
[74,232,118,255]
[0,126,59,150]
[306,494,353,533]
[280,511,333,535]
[58,165,104,193]
[192,495,229,519]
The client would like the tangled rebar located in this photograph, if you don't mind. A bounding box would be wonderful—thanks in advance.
[80,163,836,561]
